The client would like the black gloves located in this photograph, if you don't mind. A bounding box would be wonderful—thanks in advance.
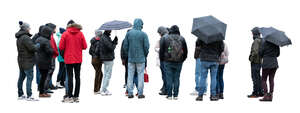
[112,36,118,45]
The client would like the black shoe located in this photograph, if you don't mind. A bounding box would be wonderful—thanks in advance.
[159,91,167,95]
[138,95,145,99]
[210,95,219,101]
[219,93,224,99]
[49,85,58,90]
[128,95,134,99]
[196,95,203,101]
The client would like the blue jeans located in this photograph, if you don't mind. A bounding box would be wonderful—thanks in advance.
[101,61,114,92]
[160,61,167,92]
[198,61,219,96]
[127,63,145,96]
[164,62,183,97]
[195,59,207,93]
[18,68,34,97]
[216,64,225,94]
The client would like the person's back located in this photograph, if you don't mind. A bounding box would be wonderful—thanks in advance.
[36,26,53,70]
[59,22,87,64]
[124,19,149,63]
[16,29,36,70]
[198,40,224,62]
[260,41,280,69]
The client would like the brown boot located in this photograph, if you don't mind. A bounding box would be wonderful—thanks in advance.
[259,93,272,102]
[39,93,51,98]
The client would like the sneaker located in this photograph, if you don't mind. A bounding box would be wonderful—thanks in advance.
[259,93,272,102]
[56,82,64,89]
[39,93,51,98]
[196,95,203,101]
[166,96,172,100]
[128,95,134,99]
[62,97,74,103]
[173,97,178,100]
[94,91,101,95]
[210,95,219,101]
[159,91,167,95]
[190,90,198,96]
[104,90,112,96]
[138,95,145,99]
[26,96,39,101]
[73,97,79,103]
[18,95,26,100]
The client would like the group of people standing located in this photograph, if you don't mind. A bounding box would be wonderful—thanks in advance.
[16,18,280,103]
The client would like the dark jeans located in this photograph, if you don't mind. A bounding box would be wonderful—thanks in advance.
[124,59,128,85]
[57,62,67,85]
[39,69,49,94]
[92,58,103,92]
[216,64,225,94]
[262,68,277,94]
[45,58,55,90]
[160,61,167,92]
[164,62,183,97]
[251,63,263,95]
[66,63,81,98]
[17,68,33,97]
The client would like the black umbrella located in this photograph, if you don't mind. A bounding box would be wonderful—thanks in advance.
[192,15,227,44]
[259,27,292,47]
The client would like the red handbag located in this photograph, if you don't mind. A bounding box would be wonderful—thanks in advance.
[144,69,149,83]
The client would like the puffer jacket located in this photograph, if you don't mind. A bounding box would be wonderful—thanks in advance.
[197,39,224,62]
[97,34,116,61]
[89,37,101,58]
[260,41,280,69]
[16,30,37,70]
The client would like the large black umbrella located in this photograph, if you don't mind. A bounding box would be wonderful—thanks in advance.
[99,20,132,30]
[192,15,227,44]
[259,27,292,47]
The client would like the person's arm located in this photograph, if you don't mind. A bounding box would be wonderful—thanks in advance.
[182,37,188,62]
[122,33,129,59]
[159,37,165,61]
[143,33,150,57]
[81,33,87,50]
[103,36,116,51]
[24,36,38,52]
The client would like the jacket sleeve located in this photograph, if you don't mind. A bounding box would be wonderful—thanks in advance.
[258,39,265,58]
[182,38,188,62]
[120,40,127,60]
[24,36,37,53]
[276,46,280,57]
[122,33,129,59]
[50,36,59,57]
[159,37,165,61]
[81,33,87,50]
[59,33,66,51]
[103,36,116,51]
[143,33,150,57]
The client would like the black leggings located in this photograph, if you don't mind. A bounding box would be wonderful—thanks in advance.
[261,68,277,94]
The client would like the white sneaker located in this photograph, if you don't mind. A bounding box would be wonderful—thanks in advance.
[26,96,39,101]
[190,91,198,96]
[94,91,101,95]
[173,97,178,100]
[105,90,112,96]
[167,96,172,100]
[18,95,26,100]
[73,97,79,103]
[56,82,63,88]
[62,97,73,103]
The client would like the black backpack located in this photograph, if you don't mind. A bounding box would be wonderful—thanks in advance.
[165,35,184,62]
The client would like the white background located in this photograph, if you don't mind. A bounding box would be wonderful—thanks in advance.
[0,0,299,112]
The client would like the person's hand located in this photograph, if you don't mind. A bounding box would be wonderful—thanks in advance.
[35,43,40,49]
[113,36,118,44]
[122,59,125,65]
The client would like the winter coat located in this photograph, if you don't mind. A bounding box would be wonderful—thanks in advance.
[219,42,229,64]
[36,26,54,70]
[260,41,280,69]
[159,34,188,63]
[249,38,262,64]
[197,39,224,62]
[16,30,37,70]
[59,23,87,64]
[122,19,149,63]
[56,32,64,62]
[97,34,117,61]
[89,37,100,58]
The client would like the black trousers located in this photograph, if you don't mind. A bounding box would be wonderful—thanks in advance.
[39,69,49,94]
[251,63,263,95]
[66,63,81,98]
[57,62,66,85]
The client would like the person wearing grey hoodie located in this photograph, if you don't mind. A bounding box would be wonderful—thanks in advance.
[122,18,149,99]
[16,21,39,101]
[156,26,168,95]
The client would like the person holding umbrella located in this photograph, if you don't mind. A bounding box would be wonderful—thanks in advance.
[258,27,291,101]
[97,30,118,96]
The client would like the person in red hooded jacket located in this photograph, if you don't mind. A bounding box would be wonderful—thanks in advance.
[59,20,87,103]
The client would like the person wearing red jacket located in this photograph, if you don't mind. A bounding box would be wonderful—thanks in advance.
[44,23,59,93]
[59,20,87,103]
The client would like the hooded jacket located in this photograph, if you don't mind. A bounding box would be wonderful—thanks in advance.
[249,36,262,64]
[59,23,87,64]
[196,39,224,62]
[260,41,280,69]
[89,37,100,58]
[16,30,37,70]
[97,33,117,61]
[35,26,54,70]
[122,19,149,63]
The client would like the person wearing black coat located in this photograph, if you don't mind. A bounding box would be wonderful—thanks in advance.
[16,21,39,101]
[96,30,118,95]
[32,25,44,89]
[195,38,224,101]
[259,40,280,101]
[35,26,54,98]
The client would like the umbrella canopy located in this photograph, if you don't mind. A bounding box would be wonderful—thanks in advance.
[259,27,292,47]
[192,15,227,44]
[99,20,132,30]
